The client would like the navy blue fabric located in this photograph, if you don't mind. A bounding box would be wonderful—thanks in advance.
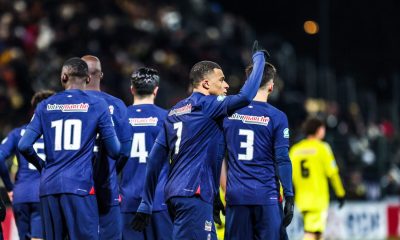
[225,204,287,240]
[120,104,168,213]
[19,89,117,196]
[99,205,122,240]
[13,202,43,239]
[40,194,99,240]
[122,210,172,240]
[276,147,294,197]
[167,197,217,240]
[223,101,292,205]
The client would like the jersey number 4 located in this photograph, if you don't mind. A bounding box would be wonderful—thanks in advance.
[130,133,148,163]
[51,119,82,151]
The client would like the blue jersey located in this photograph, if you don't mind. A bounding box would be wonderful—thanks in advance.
[86,90,131,206]
[120,104,168,212]
[223,101,290,205]
[156,92,231,204]
[26,89,116,197]
[0,126,44,203]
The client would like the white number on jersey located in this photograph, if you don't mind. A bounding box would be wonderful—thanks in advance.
[130,133,148,163]
[173,122,183,154]
[51,119,82,151]
[20,129,46,170]
[238,129,254,161]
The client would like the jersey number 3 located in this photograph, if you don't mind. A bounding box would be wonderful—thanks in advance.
[238,129,254,161]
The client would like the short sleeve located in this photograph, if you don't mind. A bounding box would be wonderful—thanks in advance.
[96,100,117,140]
[322,142,339,177]
[273,111,290,149]
[26,103,44,135]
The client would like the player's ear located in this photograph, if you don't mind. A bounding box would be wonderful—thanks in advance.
[100,72,104,80]
[86,75,91,84]
[202,79,210,90]
[268,81,274,93]
[153,86,159,96]
[131,85,136,96]
[61,73,68,84]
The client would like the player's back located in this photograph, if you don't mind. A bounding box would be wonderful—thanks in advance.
[120,104,168,212]
[0,126,43,203]
[31,89,115,196]
[161,92,226,203]
[290,139,331,210]
[86,90,130,206]
[223,101,289,205]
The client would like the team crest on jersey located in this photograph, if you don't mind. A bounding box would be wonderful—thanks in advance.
[228,113,270,126]
[46,103,89,112]
[129,117,158,126]
[168,104,192,116]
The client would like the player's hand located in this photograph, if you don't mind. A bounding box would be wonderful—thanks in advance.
[7,191,13,202]
[213,195,225,226]
[337,196,345,209]
[283,196,294,227]
[0,197,6,222]
[252,40,270,59]
[131,212,151,232]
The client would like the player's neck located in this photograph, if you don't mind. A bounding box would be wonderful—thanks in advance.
[307,136,319,140]
[65,83,85,90]
[133,96,154,105]
[85,80,101,91]
[193,88,210,96]
[253,90,268,102]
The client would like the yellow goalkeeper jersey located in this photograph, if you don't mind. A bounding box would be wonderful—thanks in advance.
[290,139,345,211]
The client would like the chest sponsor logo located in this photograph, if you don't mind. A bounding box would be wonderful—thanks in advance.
[228,113,270,126]
[129,117,158,126]
[168,104,192,116]
[46,103,89,112]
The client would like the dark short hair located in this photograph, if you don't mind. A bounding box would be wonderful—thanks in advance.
[245,62,276,88]
[302,117,325,136]
[31,90,56,109]
[131,67,160,96]
[62,57,89,78]
[189,61,221,87]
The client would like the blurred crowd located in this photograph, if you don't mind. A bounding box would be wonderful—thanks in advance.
[0,0,399,201]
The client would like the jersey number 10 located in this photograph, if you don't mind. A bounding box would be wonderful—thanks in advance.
[51,119,82,151]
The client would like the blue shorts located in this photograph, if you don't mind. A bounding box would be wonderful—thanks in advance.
[225,204,288,240]
[122,210,173,240]
[13,202,43,239]
[40,194,99,240]
[99,205,122,240]
[167,197,217,240]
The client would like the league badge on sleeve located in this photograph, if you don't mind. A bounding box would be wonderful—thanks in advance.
[283,128,290,138]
